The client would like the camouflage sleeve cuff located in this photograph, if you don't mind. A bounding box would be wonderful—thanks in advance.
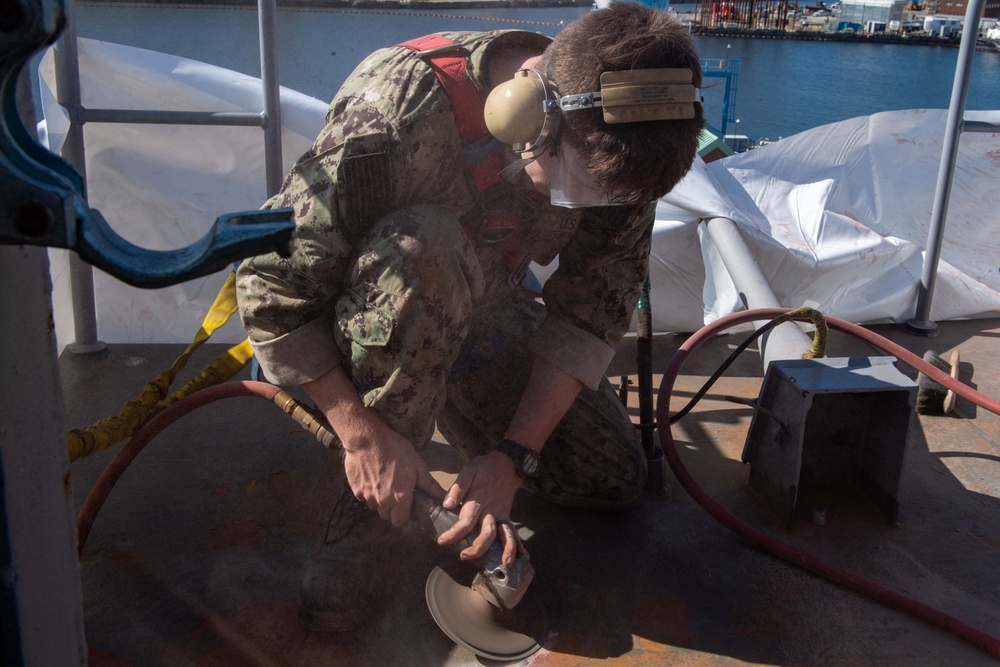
[528,315,615,391]
[249,314,344,386]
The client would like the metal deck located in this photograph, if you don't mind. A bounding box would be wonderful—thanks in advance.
[62,320,1000,666]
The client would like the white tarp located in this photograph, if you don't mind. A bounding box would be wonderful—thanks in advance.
[39,39,1000,348]
[654,108,1000,332]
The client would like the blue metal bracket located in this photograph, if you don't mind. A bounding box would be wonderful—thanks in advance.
[700,57,741,139]
[0,0,294,289]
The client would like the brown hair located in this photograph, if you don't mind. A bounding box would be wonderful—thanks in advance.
[545,1,705,204]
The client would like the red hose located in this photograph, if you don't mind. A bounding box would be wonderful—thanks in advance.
[76,380,281,555]
[657,307,1000,658]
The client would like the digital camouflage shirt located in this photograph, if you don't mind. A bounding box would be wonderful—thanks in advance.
[236,29,655,390]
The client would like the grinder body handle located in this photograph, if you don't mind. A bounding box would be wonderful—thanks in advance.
[410,490,533,611]
[411,490,479,552]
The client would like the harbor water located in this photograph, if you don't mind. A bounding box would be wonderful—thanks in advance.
[71,3,1000,142]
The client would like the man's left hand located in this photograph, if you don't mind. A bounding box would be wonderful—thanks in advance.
[436,451,526,567]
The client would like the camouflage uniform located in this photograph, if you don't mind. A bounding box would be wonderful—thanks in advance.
[236,30,654,507]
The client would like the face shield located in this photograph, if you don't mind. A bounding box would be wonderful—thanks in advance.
[547,144,632,209]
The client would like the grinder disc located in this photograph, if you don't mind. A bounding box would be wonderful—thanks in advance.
[425,565,548,661]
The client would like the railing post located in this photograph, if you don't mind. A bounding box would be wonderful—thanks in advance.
[53,0,105,354]
[906,0,986,336]
[258,0,283,198]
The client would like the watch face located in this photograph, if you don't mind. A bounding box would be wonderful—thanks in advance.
[521,451,540,477]
[499,439,540,478]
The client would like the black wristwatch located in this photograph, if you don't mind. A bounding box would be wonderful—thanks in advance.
[497,439,541,479]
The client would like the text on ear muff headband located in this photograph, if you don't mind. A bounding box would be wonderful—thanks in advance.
[484,67,701,153]
[561,69,700,124]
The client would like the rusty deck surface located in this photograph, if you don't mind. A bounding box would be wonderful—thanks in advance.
[61,319,1000,666]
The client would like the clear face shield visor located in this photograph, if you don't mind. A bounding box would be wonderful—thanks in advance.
[547,143,632,209]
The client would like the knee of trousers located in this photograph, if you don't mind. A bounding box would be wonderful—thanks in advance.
[524,428,648,509]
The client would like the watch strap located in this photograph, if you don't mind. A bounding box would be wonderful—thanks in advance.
[497,438,540,478]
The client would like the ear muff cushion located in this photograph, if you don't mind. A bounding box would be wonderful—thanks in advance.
[484,75,546,146]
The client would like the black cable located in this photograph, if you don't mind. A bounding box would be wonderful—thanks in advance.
[668,315,787,424]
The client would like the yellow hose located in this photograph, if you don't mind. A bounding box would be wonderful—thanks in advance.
[67,273,251,462]
[776,306,828,359]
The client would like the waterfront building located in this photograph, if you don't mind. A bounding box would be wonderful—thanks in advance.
[924,13,964,33]
[838,0,906,30]
[696,0,793,29]
[936,0,1000,18]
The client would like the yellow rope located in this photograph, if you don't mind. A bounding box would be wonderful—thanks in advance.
[67,273,251,462]
[158,339,254,410]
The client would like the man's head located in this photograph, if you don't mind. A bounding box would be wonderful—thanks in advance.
[489,2,704,205]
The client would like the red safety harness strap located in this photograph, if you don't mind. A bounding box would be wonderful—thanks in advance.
[398,34,530,285]
[398,35,504,194]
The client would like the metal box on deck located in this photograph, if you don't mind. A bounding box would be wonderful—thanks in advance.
[742,357,917,525]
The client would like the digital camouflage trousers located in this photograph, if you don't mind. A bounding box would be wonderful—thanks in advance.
[333,205,646,508]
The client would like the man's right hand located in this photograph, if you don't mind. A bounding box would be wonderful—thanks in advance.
[303,365,445,529]
[342,419,446,527]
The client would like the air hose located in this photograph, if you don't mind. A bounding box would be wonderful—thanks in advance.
[75,309,1000,658]
[75,380,341,554]
[657,307,1000,658]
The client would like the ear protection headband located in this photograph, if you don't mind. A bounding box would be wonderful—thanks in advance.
[484,67,701,154]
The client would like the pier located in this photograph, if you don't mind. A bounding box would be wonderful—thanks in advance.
[77,0,594,8]
[690,25,963,46]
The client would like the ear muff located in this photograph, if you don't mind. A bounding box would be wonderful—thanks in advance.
[484,70,554,153]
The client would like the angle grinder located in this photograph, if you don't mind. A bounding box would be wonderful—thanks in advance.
[412,492,549,661]
[269,395,549,659]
